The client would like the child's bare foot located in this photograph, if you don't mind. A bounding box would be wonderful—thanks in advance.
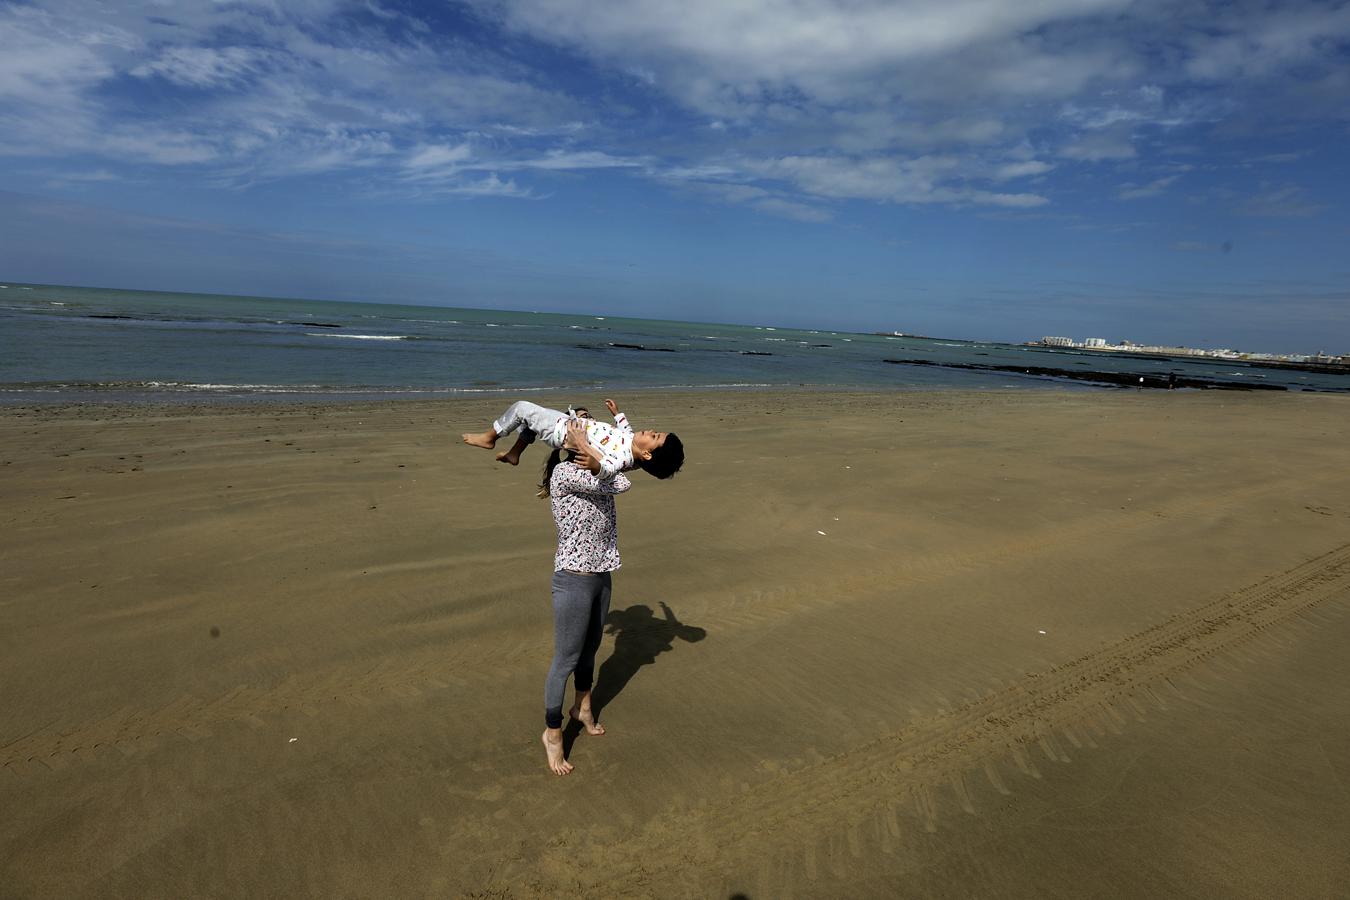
[461,431,496,449]
[569,703,605,736]
[542,729,573,775]
[495,435,530,466]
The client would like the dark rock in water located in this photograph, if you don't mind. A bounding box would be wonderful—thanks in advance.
[286,321,341,328]
[609,342,676,352]
[740,350,773,356]
[882,358,1289,391]
[811,344,832,348]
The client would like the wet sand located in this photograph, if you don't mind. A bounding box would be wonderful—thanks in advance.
[3,389,1350,898]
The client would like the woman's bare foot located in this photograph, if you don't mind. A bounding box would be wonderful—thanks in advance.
[461,430,497,449]
[542,728,573,775]
[569,703,605,736]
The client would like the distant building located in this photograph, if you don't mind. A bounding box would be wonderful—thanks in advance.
[1028,333,1343,363]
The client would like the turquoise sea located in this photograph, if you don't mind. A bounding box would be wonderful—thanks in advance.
[2,282,1346,402]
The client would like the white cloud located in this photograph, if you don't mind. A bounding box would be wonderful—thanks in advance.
[101,129,221,165]
[438,173,535,198]
[0,7,123,104]
[827,112,1007,153]
[487,121,587,136]
[751,154,949,203]
[1240,182,1322,218]
[994,160,1055,180]
[744,154,1047,207]
[131,46,275,88]
[478,0,1132,93]
[970,190,1050,208]
[659,164,741,181]
[406,143,474,172]
[1185,5,1350,82]
[400,143,647,192]
[0,0,584,178]
[493,150,646,171]
[1061,127,1138,161]
[1119,174,1181,200]
[284,128,396,174]
[40,167,124,189]
[5,0,1350,221]
[750,196,834,222]
[679,181,833,222]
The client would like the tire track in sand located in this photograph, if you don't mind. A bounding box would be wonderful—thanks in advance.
[521,542,1350,898]
[708,465,1346,638]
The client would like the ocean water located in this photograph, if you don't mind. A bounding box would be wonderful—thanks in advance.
[1,282,1346,402]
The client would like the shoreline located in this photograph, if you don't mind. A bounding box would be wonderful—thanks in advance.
[0,379,1102,408]
[4,382,1327,421]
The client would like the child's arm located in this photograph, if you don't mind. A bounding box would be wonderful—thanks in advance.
[604,398,631,432]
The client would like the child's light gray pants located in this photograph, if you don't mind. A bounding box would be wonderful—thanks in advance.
[545,570,612,728]
[494,401,566,448]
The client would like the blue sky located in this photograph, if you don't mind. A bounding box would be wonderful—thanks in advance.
[1,0,1348,351]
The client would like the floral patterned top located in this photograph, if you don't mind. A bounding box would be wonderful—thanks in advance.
[551,461,631,573]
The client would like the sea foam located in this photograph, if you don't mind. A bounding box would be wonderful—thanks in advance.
[306,333,407,340]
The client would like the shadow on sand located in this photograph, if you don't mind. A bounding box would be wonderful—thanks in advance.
[563,601,705,755]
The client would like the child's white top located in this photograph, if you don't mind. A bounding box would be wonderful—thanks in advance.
[550,411,633,478]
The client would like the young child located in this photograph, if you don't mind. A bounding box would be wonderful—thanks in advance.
[462,398,683,479]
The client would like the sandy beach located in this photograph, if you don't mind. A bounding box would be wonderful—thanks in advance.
[3,389,1350,898]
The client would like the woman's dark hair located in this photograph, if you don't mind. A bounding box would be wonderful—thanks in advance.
[538,448,566,499]
[637,433,684,479]
[537,403,591,498]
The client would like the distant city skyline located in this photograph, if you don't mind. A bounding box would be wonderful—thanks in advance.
[1033,332,1349,363]
[2,1,1349,355]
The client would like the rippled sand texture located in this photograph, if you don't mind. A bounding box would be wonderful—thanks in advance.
[3,390,1350,898]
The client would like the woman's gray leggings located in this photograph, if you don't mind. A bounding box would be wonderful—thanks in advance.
[545,570,612,728]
